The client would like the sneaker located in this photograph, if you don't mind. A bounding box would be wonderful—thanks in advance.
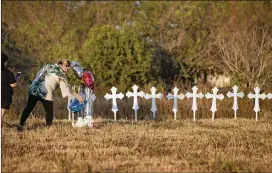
[17,125,24,132]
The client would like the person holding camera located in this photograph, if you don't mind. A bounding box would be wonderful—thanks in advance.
[1,53,20,124]
[18,59,83,131]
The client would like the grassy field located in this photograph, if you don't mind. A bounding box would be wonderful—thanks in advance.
[2,117,272,172]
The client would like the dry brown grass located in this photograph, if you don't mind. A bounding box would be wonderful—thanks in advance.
[3,83,272,172]
[2,117,272,172]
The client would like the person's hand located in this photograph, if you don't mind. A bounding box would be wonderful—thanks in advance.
[77,94,84,103]
[72,92,84,103]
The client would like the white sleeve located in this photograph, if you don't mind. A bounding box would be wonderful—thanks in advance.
[59,79,74,98]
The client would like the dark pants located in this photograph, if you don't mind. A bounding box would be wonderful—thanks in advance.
[1,101,12,110]
[20,94,53,126]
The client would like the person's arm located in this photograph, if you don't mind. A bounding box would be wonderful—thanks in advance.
[72,91,84,103]
[59,75,83,102]
[7,70,17,88]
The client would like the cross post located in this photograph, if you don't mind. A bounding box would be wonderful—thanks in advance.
[84,87,96,118]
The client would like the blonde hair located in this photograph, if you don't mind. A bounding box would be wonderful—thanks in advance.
[57,59,71,67]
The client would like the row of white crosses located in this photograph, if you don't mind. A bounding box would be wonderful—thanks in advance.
[104,85,162,121]
[104,85,272,121]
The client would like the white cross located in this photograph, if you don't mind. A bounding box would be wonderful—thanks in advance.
[145,87,163,120]
[84,88,96,118]
[126,85,145,121]
[267,93,272,99]
[166,87,185,120]
[205,87,224,121]
[227,85,244,119]
[78,86,85,118]
[67,94,75,121]
[104,87,124,121]
[185,86,204,121]
[247,87,266,121]
[70,85,76,127]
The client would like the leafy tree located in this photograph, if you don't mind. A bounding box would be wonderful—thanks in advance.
[2,1,272,91]
[80,25,153,91]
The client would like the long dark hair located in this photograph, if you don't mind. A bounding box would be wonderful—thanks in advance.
[1,53,9,71]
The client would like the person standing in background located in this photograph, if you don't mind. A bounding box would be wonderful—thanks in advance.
[1,53,19,124]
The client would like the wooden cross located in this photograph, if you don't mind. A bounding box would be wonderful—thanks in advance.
[126,85,145,121]
[226,85,244,119]
[247,87,266,121]
[104,87,124,121]
[205,87,224,121]
[166,87,185,120]
[145,87,163,120]
[185,86,204,121]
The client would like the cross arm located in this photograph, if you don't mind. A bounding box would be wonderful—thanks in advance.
[104,93,111,100]
[259,94,266,100]
[247,93,255,99]
[205,93,213,99]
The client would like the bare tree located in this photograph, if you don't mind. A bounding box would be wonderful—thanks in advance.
[210,24,272,89]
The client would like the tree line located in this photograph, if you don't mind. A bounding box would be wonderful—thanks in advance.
[2,1,272,93]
